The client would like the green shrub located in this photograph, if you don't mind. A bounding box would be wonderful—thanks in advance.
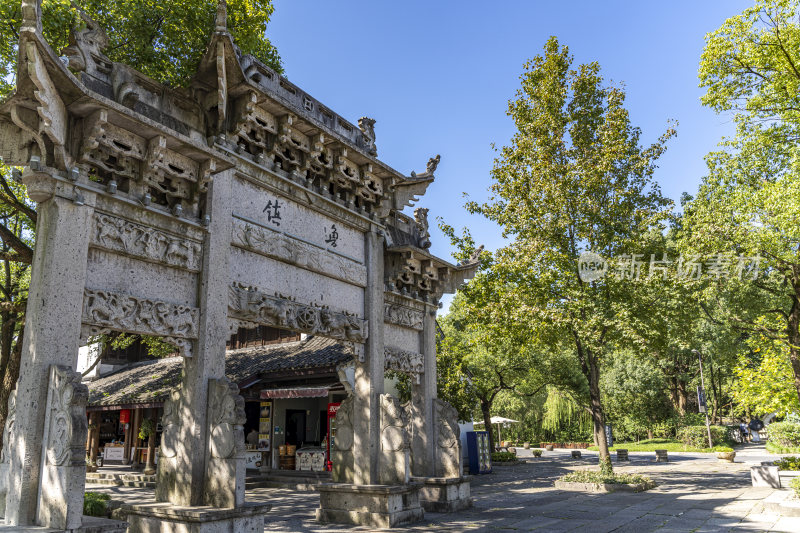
[491,452,516,462]
[791,476,800,498]
[766,440,800,455]
[559,469,654,487]
[712,446,734,453]
[678,425,729,448]
[532,449,543,457]
[768,422,800,448]
[83,492,110,517]
[773,457,800,471]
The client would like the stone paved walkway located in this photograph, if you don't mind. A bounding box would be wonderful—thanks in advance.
[93,444,800,532]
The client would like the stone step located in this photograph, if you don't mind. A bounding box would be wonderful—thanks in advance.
[246,472,330,491]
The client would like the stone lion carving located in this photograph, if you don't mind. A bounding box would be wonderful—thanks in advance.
[333,396,354,452]
[380,394,410,452]
[414,207,432,249]
[158,389,182,459]
[434,399,462,478]
[208,378,246,459]
[0,390,16,465]
[61,1,109,73]
[45,366,88,467]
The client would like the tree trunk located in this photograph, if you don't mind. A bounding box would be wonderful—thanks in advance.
[676,379,688,415]
[586,351,611,473]
[647,428,654,440]
[88,412,100,472]
[0,323,22,455]
[787,295,800,408]
[131,409,142,468]
[480,398,494,452]
[143,430,156,476]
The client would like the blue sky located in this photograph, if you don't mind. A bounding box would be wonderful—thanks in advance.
[267,1,752,312]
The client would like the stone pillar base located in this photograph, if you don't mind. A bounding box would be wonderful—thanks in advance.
[315,482,424,528]
[0,515,127,532]
[120,502,271,533]
[411,476,472,512]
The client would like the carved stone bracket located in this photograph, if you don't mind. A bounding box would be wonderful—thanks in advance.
[228,283,367,342]
[92,212,203,271]
[384,302,424,330]
[384,347,424,384]
[231,217,366,287]
[81,288,199,357]
[20,40,69,170]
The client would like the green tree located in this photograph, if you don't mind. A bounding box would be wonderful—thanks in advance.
[602,351,674,441]
[437,292,548,451]
[0,0,282,97]
[462,37,675,472]
[734,322,800,416]
[690,0,800,406]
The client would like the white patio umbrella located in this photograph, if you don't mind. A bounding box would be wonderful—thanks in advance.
[474,416,520,445]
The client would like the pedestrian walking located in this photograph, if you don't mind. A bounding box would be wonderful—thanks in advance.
[748,417,764,443]
[739,421,749,442]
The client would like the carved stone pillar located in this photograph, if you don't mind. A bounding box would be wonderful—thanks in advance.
[36,365,89,529]
[155,169,233,507]
[409,303,438,477]
[351,228,385,485]
[4,172,95,527]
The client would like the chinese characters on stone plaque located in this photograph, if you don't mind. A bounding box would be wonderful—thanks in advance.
[324,224,339,248]
[263,200,282,226]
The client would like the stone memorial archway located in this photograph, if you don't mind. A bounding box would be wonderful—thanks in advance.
[0,1,478,530]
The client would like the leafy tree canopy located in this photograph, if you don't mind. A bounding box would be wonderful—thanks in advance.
[0,0,282,97]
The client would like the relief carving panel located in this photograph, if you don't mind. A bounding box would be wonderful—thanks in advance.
[384,347,424,384]
[81,288,199,357]
[228,283,367,342]
[384,302,424,330]
[92,212,202,271]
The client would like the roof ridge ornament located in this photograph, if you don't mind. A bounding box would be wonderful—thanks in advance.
[21,0,42,33]
[410,154,440,180]
[358,117,377,156]
[216,0,228,33]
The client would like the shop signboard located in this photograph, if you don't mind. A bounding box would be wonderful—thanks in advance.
[326,402,341,471]
[258,401,272,451]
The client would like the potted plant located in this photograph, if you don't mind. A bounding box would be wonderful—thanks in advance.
[714,446,736,463]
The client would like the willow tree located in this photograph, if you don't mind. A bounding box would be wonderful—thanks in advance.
[466,37,674,472]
